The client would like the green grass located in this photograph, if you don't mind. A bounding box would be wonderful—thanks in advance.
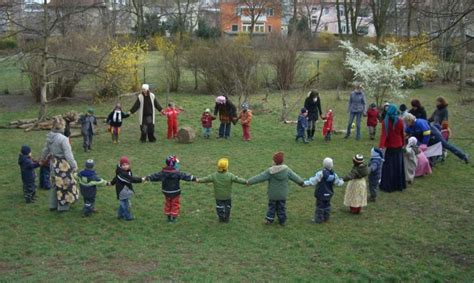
[0,85,473,281]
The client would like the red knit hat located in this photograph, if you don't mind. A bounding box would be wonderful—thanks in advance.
[120,156,130,166]
[273,152,284,165]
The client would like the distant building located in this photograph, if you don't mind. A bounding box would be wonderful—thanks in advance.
[220,0,281,35]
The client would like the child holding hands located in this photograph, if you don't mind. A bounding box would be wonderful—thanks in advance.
[198,158,247,222]
[303,157,344,223]
[145,155,197,223]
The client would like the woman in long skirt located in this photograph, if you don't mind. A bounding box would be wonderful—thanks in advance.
[379,104,406,192]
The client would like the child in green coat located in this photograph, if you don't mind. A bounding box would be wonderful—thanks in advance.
[198,158,247,222]
[247,152,304,225]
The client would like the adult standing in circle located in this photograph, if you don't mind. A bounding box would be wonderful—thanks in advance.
[344,82,367,140]
[379,104,406,192]
[428,96,449,126]
[40,117,79,212]
[304,90,323,141]
[408,99,427,120]
[129,84,163,143]
[214,95,237,139]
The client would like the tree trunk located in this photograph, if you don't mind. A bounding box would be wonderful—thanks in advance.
[407,0,411,38]
[336,0,343,38]
[280,91,289,121]
[39,0,49,121]
[458,11,466,92]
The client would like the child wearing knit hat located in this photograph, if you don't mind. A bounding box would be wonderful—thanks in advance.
[76,159,110,217]
[201,108,216,139]
[342,154,369,214]
[18,145,40,203]
[367,148,384,202]
[110,156,144,221]
[366,103,379,140]
[145,155,197,223]
[303,157,344,223]
[248,152,304,225]
[296,108,309,143]
[198,158,247,223]
[106,103,130,144]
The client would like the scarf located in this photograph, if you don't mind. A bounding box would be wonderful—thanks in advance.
[113,110,122,123]
[384,104,399,134]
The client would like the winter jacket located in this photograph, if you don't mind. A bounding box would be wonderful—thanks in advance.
[342,164,369,182]
[199,171,247,200]
[379,118,405,149]
[130,93,163,125]
[147,167,196,197]
[78,114,97,136]
[347,90,366,113]
[368,157,383,185]
[76,169,107,199]
[214,99,237,123]
[110,165,142,200]
[107,110,130,127]
[248,165,304,200]
[297,114,308,135]
[239,110,253,126]
[201,113,216,128]
[304,168,344,201]
[366,108,379,127]
[40,130,77,169]
[409,107,427,120]
[322,111,333,136]
[304,97,322,121]
[18,154,39,184]
[405,118,432,145]
[163,107,182,124]
[428,105,448,125]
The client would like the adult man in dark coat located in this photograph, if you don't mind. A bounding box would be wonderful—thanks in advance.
[130,84,163,143]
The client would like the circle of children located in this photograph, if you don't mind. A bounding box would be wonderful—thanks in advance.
[18,84,469,224]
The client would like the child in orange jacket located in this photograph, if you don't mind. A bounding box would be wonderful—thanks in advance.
[238,103,253,141]
[163,103,183,139]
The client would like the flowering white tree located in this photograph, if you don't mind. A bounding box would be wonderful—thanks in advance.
[339,41,431,107]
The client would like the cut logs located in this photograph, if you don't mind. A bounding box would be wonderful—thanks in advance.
[6,111,106,133]
[177,127,196,144]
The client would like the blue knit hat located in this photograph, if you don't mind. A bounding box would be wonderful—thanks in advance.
[301,108,307,113]
[21,145,31,155]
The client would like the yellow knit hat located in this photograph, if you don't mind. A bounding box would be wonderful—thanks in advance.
[217,158,229,172]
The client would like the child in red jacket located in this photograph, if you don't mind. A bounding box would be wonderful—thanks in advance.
[237,103,253,141]
[201,108,216,139]
[163,103,183,139]
[366,103,379,140]
[322,109,333,142]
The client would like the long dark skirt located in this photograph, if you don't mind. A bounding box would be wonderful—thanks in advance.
[380,147,406,192]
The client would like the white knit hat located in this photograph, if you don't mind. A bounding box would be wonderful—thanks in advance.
[323,157,333,170]
[142,84,150,91]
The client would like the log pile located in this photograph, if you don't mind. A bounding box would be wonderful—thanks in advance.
[6,111,106,134]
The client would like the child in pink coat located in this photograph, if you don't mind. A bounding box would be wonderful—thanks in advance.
[408,137,432,177]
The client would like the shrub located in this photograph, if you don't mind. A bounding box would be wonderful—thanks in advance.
[319,52,352,90]
[0,37,17,50]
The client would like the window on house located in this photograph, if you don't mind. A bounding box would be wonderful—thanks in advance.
[311,20,317,25]
[255,24,264,33]
[339,8,344,16]
[324,24,328,31]
[266,8,274,16]
[323,7,329,15]
[235,7,242,16]
[341,25,346,33]
[232,25,238,32]
[268,25,272,32]
[242,24,251,32]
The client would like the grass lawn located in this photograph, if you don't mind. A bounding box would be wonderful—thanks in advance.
[0,85,473,281]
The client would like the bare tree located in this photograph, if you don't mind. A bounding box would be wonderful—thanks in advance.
[3,0,107,120]
[236,0,279,37]
[369,0,390,46]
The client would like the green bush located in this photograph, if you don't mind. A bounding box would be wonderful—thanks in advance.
[319,52,352,89]
[0,37,17,50]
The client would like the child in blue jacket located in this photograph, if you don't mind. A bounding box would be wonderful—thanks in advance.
[18,145,40,203]
[303,157,344,223]
[145,155,197,223]
[368,148,384,202]
[76,160,109,217]
[296,108,309,143]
